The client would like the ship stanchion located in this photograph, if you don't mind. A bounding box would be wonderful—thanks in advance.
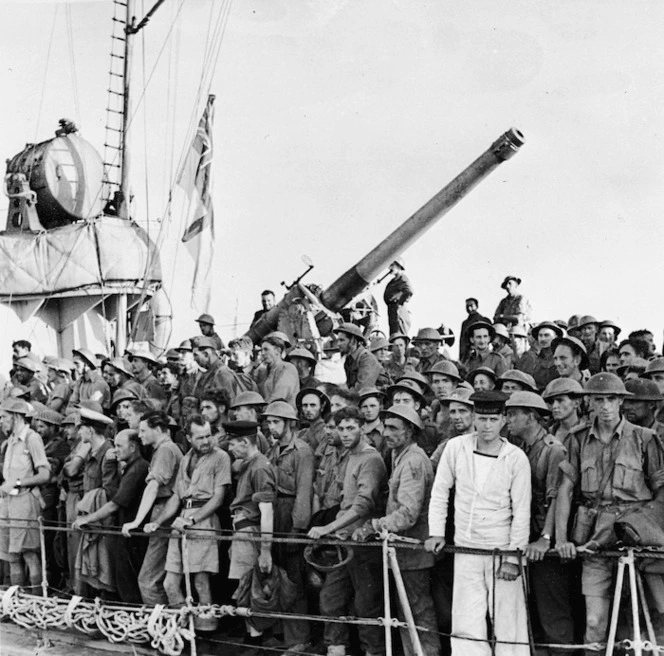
[38,517,48,599]
[635,566,657,647]
[181,532,197,656]
[381,531,393,656]
[386,539,425,656]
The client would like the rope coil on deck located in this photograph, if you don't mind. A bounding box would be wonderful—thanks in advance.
[2,518,664,654]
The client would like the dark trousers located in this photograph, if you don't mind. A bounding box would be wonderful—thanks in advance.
[388,303,411,337]
[398,568,441,656]
[431,553,454,656]
[113,534,147,604]
[320,545,385,654]
[529,559,575,656]
[273,497,311,647]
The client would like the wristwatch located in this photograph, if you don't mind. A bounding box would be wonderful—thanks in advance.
[189,516,197,526]
[14,479,21,489]
[541,533,552,542]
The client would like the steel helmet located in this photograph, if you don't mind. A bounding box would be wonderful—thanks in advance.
[230,391,266,409]
[497,369,537,393]
[584,372,632,396]
[552,335,590,371]
[358,387,386,403]
[504,391,550,414]
[369,336,390,353]
[643,358,664,378]
[624,378,663,402]
[263,400,299,421]
[286,347,318,364]
[542,378,584,401]
[425,360,461,382]
[412,327,443,343]
[387,379,426,404]
[380,404,423,431]
[295,387,331,412]
[493,323,511,341]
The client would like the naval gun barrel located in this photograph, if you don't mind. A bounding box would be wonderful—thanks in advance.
[245,128,524,344]
[320,127,525,311]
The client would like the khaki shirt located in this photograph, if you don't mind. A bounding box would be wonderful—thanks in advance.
[379,442,434,570]
[230,451,276,524]
[314,437,348,510]
[146,438,183,499]
[297,418,326,453]
[267,437,314,530]
[562,418,664,504]
[2,425,50,483]
[521,426,567,537]
[337,441,387,533]
[173,447,231,502]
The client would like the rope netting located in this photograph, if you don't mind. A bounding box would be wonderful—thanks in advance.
[1,518,664,655]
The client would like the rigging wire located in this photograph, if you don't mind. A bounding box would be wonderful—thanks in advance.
[165,0,233,299]
[33,4,60,143]
[140,0,151,241]
[65,3,82,126]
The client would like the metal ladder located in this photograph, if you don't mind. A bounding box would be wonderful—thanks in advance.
[102,0,127,205]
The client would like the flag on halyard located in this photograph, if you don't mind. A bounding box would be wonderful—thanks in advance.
[178,94,216,312]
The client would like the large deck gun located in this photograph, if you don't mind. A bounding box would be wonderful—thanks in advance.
[246,127,525,344]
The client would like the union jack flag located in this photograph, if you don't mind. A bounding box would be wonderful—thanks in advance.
[181,94,215,243]
[178,94,216,312]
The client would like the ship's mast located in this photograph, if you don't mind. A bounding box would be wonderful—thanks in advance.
[115,0,167,352]
[118,0,135,220]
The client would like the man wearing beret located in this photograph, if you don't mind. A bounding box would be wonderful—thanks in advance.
[427,390,531,656]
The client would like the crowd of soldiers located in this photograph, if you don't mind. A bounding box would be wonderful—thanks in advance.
[1,277,664,656]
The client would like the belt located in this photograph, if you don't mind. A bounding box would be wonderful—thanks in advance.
[277,493,296,499]
[233,518,259,531]
[183,498,209,509]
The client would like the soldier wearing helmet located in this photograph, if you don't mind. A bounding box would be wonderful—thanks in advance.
[491,323,514,369]
[623,378,664,439]
[296,388,330,452]
[334,322,383,391]
[576,315,607,375]
[195,313,224,351]
[383,257,413,336]
[641,357,664,424]
[308,405,387,656]
[0,399,51,591]
[264,400,314,652]
[354,405,441,656]
[542,378,586,449]
[516,321,562,391]
[505,391,575,654]
[556,373,664,648]
[552,335,590,386]
[411,327,447,375]
[462,321,508,378]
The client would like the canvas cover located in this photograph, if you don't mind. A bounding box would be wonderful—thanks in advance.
[0,218,161,299]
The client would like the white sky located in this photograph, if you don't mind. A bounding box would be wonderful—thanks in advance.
[0,0,663,354]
